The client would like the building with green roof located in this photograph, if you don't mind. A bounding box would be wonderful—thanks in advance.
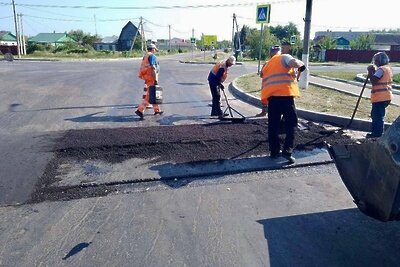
[28,33,76,46]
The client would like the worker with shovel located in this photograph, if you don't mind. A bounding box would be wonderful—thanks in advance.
[261,47,305,164]
[207,55,236,118]
[366,52,393,138]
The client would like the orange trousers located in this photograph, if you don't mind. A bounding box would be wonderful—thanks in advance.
[136,84,161,113]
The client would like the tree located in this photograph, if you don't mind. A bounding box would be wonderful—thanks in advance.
[350,33,375,50]
[68,30,100,47]
[246,27,280,60]
[270,22,300,42]
[316,36,337,50]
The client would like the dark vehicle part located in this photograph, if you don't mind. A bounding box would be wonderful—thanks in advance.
[327,116,400,222]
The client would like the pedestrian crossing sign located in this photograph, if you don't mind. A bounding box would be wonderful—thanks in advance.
[256,4,271,24]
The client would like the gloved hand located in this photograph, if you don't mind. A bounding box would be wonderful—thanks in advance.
[154,80,158,85]
[219,84,225,90]
[298,65,306,72]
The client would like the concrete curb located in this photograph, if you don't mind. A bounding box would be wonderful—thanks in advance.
[229,78,392,132]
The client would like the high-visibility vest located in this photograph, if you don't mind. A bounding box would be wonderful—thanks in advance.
[261,55,300,105]
[210,61,228,83]
[138,52,156,82]
[371,65,393,103]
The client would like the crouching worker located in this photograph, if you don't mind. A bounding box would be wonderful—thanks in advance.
[261,47,305,164]
[366,52,393,138]
[135,43,163,120]
[207,55,236,118]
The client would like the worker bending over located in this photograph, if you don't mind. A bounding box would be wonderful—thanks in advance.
[207,55,236,118]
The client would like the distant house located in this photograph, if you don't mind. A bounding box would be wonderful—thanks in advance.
[28,33,76,47]
[93,36,118,51]
[314,31,400,51]
[0,31,18,54]
[117,21,140,51]
[335,37,350,50]
[170,38,191,48]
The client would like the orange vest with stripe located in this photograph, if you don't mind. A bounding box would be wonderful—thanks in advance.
[138,52,156,83]
[211,62,228,83]
[261,55,300,105]
[371,65,393,103]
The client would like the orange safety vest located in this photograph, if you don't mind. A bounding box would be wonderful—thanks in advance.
[371,65,393,103]
[261,55,300,105]
[210,61,228,83]
[138,52,156,83]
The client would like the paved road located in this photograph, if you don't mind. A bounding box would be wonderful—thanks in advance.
[1,57,399,266]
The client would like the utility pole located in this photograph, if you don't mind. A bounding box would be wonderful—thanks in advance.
[12,0,21,58]
[18,13,26,55]
[168,25,171,52]
[94,14,98,36]
[232,13,235,50]
[129,17,142,56]
[299,0,313,89]
[191,28,194,60]
[257,23,264,74]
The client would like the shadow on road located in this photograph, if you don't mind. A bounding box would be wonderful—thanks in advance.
[257,208,400,266]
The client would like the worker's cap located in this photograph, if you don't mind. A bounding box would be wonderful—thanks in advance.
[227,55,236,65]
[147,43,158,51]
[269,45,281,53]
[151,39,157,44]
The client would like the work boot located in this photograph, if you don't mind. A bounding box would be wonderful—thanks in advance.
[218,113,229,119]
[135,110,144,120]
[154,111,164,115]
[255,111,267,117]
[366,133,380,139]
[282,151,295,164]
[270,150,282,159]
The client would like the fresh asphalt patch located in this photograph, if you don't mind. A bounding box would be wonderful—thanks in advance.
[29,119,365,203]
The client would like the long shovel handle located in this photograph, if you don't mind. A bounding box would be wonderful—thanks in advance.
[347,74,369,128]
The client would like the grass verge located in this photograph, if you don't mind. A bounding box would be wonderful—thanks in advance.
[237,73,400,123]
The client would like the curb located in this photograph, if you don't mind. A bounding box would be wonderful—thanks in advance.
[229,78,392,132]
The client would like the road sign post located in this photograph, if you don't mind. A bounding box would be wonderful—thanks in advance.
[256,4,271,74]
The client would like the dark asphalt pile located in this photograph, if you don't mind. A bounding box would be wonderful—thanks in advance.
[31,118,369,203]
[53,118,364,164]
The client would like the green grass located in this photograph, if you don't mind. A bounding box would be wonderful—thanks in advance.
[237,73,400,123]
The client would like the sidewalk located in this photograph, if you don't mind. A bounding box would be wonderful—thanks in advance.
[310,75,400,106]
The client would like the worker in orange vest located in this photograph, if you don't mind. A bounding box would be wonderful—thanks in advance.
[261,47,305,164]
[366,52,393,138]
[256,45,281,117]
[135,43,163,120]
[207,56,236,118]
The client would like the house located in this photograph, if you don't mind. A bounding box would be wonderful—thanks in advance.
[0,31,18,54]
[117,21,140,51]
[314,31,400,51]
[28,33,76,47]
[336,37,350,50]
[93,36,118,51]
[169,38,191,48]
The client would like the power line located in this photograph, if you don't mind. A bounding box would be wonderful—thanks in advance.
[0,1,304,10]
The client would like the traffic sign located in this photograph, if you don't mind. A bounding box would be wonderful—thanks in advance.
[256,4,271,24]
[190,37,196,44]
[203,35,217,46]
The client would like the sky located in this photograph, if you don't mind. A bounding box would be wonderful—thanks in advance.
[1,0,399,41]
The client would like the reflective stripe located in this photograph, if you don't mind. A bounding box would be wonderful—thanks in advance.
[262,73,293,83]
[264,79,294,87]
[371,88,392,94]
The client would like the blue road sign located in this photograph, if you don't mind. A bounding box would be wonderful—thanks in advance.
[256,4,271,24]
